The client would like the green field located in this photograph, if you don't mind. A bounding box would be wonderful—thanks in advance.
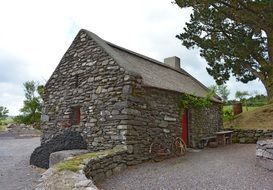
[223,105,259,113]
[0,125,6,132]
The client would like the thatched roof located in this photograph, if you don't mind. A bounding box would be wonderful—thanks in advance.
[83,29,221,102]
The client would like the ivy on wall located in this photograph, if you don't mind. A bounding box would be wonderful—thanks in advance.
[178,93,213,112]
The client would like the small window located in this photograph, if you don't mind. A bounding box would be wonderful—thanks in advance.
[71,107,81,125]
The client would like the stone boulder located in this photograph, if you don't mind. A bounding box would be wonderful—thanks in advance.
[256,139,273,171]
[35,167,98,190]
[7,123,16,128]
[30,131,87,169]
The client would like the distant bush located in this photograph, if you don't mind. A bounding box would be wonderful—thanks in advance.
[246,94,267,107]
[14,114,41,125]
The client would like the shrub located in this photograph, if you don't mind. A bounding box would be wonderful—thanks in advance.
[223,109,234,121]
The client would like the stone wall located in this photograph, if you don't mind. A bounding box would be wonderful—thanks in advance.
[225,128,273,143]
[42,30,138,151]
[123,87,182,162]
[84,145,129,182]
[122,85,223,161]
[188,103,223,148]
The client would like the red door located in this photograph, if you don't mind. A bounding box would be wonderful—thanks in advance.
[181,111,188,145]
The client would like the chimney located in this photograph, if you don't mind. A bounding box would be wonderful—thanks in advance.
[164,56,181,69]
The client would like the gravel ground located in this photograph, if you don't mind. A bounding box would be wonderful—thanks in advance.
[0,137,43,190]
[97,144,273,190]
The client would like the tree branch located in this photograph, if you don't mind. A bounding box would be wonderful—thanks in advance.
[241,61,262,80]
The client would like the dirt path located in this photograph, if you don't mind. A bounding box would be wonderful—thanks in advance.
[98,144,273,190]
[0,137,43,190]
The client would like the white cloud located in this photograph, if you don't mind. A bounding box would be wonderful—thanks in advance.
[0,82,24,116]
[0,0,266,115]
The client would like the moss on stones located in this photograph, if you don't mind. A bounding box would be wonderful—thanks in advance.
[55,146,127,172]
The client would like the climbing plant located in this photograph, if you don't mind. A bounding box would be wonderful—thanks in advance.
[178,93,212,113]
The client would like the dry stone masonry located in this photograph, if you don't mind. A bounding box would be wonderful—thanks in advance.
[42,31,130,151]
[226,128,273,144]
[83,145,129,182]
[188,103,222,147]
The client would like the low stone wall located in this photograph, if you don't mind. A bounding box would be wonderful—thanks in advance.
[38,145,132,189]
[83,145,129,182]
[225,128,273,143]
[37,145,132,189]
[49,149,89,167]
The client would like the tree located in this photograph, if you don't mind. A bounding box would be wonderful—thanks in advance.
[175,0,273,103]
[210,84,230,103]
[0,106,9,121]
[235,90,249,101]
[235,90,250,110]
[217,85,230,102]
[15,81,44,124]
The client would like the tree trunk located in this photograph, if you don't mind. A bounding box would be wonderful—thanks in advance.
[266,85,273,104]
[262,77,273,104]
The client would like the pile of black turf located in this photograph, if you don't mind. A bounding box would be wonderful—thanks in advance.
[30,131,87,168]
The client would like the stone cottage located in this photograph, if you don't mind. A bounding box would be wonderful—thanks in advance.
[41,29,222,162]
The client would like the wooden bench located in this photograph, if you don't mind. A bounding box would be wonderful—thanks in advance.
[201,136,217,147]
[215,131,233,145]
[225,136,231,144]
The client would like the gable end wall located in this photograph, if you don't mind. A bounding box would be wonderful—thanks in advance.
[42,31,137,151]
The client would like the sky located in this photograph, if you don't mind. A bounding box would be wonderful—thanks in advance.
[0,0,266,115]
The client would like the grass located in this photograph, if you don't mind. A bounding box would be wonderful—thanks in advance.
[223,105,260,113]
[0,125,6,132]
[0,117,12,132]
[0,117,14,126]
[56,152,100,172]
[224,103,273,130]
[55,146,126,172]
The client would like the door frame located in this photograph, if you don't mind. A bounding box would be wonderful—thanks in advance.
[181,110,189,145]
